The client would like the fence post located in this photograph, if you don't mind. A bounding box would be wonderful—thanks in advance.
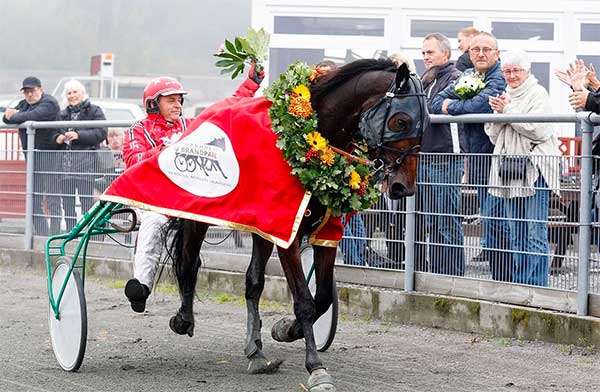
[576,116,593,316]
[23,122,35,250]
[404,195,416,292]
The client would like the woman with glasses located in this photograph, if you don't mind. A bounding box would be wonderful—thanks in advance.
[51,79,107,232]
[485,50,561,287]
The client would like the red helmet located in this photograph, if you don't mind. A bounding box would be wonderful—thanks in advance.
[143,77,187,114]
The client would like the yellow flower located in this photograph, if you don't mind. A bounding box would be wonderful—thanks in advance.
[348,171,361,190]
[306,131,327,152]
[288,96,313,118]
[292,84,311,101]
[320,147,335,166]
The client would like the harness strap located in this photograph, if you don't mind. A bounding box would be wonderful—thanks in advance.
[329,145,371,165]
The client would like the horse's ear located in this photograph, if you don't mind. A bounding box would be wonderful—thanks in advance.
[395,63,410,91]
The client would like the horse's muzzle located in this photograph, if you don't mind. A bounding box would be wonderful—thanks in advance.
[388,182,415,199]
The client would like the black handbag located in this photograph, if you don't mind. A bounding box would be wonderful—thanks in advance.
[498,156,529,181]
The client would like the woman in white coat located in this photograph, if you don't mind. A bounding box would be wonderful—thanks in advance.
[485,50,561,287]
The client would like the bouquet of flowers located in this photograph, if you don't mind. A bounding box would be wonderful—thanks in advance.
[454,73,486,99]
[214,27,270,79]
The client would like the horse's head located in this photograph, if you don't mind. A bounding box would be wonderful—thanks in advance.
[312,60,428,200]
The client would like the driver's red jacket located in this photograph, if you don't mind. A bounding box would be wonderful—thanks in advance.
[123,77,260,169]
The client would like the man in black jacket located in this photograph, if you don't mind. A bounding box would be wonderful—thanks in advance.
[455,27,478,72]
[416,33,466,275]
[3,76,60,236]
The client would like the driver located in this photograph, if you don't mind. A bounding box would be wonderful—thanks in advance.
[123,66,264,312]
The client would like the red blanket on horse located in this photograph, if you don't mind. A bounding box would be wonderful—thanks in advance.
[101,96,343,248]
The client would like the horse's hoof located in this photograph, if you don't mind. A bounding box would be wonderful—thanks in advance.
[271,315,298,342]
[169,313,194,337]
[247,355,283,374]
[307,368,335,392]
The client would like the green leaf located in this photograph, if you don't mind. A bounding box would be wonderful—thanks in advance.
[234,37,245,52]
[224,39,237,54]
[215,59,235,67]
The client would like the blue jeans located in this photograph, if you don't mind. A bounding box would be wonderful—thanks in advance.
[340,214,366,266]
[417,156,466,275]
[468,155,511,281]
[504,176,550,286]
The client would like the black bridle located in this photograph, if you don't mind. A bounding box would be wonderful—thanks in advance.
[358,75,428,181]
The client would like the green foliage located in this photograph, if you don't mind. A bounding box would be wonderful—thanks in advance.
[264,62,379,216]
[213,27,270,79]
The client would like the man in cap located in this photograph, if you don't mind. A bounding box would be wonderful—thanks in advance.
[3,76,60,236]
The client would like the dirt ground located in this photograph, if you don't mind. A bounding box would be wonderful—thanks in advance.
[1,263,600,392]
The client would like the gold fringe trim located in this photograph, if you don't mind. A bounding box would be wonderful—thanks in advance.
[307,208,339,248]
[99,191,312,249]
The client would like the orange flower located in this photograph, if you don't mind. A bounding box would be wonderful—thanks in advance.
[320,147,335,166]
[288,96,312,118]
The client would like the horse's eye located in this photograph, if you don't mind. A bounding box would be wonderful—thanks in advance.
[387,112,412,133]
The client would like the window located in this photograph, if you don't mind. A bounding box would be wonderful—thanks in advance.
[410,20,473,38]
[269,48,387,84]
[581,24,600,42]
[414,59,425,76]
[491,21,554,40]
[269,48,326,83]
[530,62,550,91]
[274,16,384,36]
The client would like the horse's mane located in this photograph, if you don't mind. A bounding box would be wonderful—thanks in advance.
[311,58,397,105]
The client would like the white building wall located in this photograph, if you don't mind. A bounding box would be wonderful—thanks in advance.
[252,0,600,136]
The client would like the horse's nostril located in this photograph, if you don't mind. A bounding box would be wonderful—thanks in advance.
[389,183,407,199]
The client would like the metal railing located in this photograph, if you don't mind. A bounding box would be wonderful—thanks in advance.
[0,113,598,316]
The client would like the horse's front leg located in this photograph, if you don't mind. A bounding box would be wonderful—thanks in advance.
[312,245,337,321]
[276,242,335,391]
[244,234,283,374]
[169,219,208,337]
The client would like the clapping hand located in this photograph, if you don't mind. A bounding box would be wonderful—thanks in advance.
[555,59,597,91]
[489,94,510,113]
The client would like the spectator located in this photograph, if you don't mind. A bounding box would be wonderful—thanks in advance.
[456,27,478,72]
[416,33,465,275]
[388,52,416,73]
[340,213,367,266]
[2,76,60,236]
[431,32,510,282]
[486,50,561,286]
[52,79,107,232]
[95,128,126,196]
[123,66,264,313]
[560,59,600,113]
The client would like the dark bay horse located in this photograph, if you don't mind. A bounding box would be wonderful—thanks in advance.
[165,59,427,391]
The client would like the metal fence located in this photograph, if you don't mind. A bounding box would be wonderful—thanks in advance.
[0,113,598,315]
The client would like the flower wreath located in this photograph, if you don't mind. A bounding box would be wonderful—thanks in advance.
[264,62,378,216]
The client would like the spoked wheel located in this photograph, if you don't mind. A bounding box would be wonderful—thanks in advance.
[300,244,338,352]
[48,256,87,371]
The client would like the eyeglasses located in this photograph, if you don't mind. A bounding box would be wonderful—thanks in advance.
[502,68,526,76]
[469,47,496,55]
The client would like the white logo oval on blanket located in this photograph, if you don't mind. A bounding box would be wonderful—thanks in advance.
[158,122,239,197]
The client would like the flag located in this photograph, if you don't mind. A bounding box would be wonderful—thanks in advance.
[101,96,312,248]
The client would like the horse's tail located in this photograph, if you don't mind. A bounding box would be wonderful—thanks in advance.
[163,218,186,279]
[162,218,202,294]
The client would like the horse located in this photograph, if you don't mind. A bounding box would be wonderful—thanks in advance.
[165,59,427,392]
